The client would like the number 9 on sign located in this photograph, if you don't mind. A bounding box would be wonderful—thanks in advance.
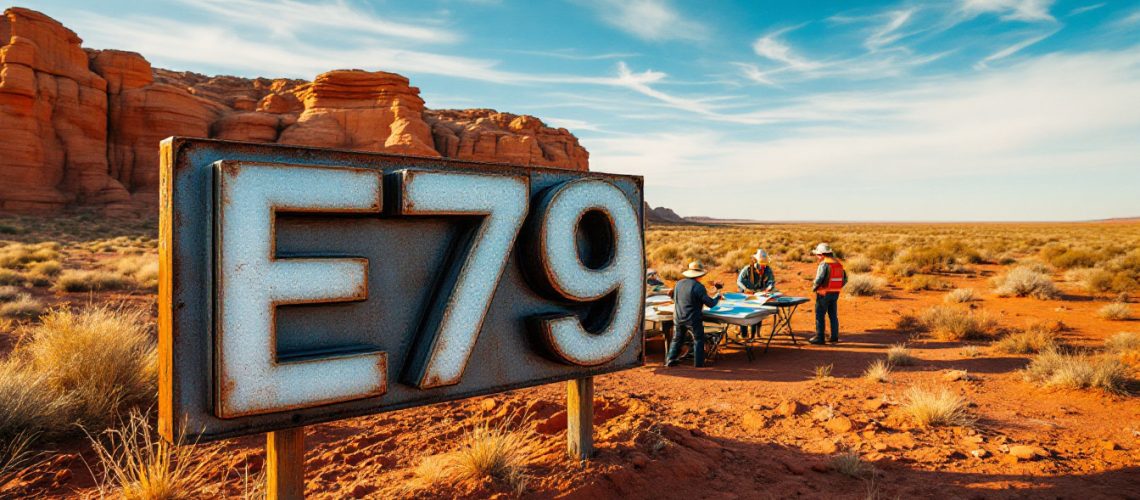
[523,179,644,366]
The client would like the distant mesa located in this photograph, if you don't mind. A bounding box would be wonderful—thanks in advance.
[643,203,757,225]
[0,7,589,214]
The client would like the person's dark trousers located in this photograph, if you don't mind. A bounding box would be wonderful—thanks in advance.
[665,322,705,367]
[812,293,840,342]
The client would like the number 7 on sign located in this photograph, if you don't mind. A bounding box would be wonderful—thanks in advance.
[396,170,530,389]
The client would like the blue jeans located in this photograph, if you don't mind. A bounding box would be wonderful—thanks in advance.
[814,293,839,341]
[665,322,704,367]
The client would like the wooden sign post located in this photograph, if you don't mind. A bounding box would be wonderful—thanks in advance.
[266,427,306,500]
[567,377,594,460]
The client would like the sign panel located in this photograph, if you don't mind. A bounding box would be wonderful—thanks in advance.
[158,138,645,442]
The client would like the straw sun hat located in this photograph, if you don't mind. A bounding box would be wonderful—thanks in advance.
[812,242,834,255]
[681,261,708,278]
[752,248,770,264]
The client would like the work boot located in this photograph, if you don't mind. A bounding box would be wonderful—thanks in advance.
[829,337,840,343]
[808,336,825,345]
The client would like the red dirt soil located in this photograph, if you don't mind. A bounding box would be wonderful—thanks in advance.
[3,261,1139,499]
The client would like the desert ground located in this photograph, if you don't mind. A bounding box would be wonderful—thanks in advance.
[1,214,1139,499]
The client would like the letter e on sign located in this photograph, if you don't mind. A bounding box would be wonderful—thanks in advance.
[214,162,387,418]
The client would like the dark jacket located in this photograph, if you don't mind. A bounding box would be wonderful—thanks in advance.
[672,278,720,327]
[737,264,775,292]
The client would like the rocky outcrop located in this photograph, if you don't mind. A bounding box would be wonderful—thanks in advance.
[426,109,588,170]
[0,7,590,213]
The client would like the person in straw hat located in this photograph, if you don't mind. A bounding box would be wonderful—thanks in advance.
[665,261,723,367]
[809,243,847,345]
[736,248,776,338]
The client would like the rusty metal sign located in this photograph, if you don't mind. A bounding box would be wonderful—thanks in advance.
[158,138,645,442]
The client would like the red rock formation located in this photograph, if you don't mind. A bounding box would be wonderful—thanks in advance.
[426,109,588,170]
[0,7,590,214]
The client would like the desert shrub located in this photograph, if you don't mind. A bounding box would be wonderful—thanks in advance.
[893,246,955,274]
[919,306,998,341]
[1067,268,1115,294]
[1098,303,1132,321]
[106,255,159,290]
[944,288,978,303]
[894,314,922,333]
[90,410,215,500]
[1040,245,1103,270]
[904,275,951,292]
[845,256,873,273]
[901,387,972,427]
[0,242,61,269]
[0,269,23,286]
[0,223,26,235]
[1105,332,1140,354]
[25,260,61,278]
[813,364,833,380]
[20,307,156,429]
[887,344,916,366]
[865,243,897,263]
[413,422,535,493]
[993,322,1062,354]
[862,360,891,383]
[53,270,133,292]
[1023,350,1128,393]
[0,286,21,302]
[0,294,44,319]
[885,262,917,278]
[0,360,69,446]
[846,274,887,296]
[829,451,871,478]
[649,243,682,263]
[993,266,1061,300]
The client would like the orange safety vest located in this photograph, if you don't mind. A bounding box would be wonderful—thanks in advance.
[818,257,844,294]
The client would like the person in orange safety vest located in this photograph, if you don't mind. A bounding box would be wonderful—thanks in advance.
[809,243,847,345]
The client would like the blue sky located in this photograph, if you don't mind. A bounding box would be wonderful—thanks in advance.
[21,0,1140,221]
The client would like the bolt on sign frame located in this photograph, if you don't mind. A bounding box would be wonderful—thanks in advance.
[158,137,646,444]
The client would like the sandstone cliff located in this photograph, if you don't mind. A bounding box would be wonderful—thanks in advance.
[0,7,589,213]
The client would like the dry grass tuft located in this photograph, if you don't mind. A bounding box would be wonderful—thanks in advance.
[53,270,133,292]
[105,255,159,290]
[0,293,44,319]
[1105,332,1140,354]
[829,451,871,478]
[993,322,1062,354]
[944,288,978,303]
[0,269,24,286]
[846,274,887,296]
[812,363,834,380]
[904,275,952,292]
[0,285,23,302]
[919,306,998,341]
[993,266,1061,300]
[845,256,873,273]
[21,307,156,429]
[412,421,535,494]
[960,345,983,358]
[862,360,891,383]
[1023,350,1128,393]
[0,242,61,269]
[1098,303,1132,321]
[89,410,216,500]
[887,344,916,366]
[901,387,973,427]
[0,360,69,446]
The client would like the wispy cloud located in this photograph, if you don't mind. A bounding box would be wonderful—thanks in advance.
[590,48,1140,220]
[959,0,1057,23]
[752,29,824,71]
[575,0,706,41]
[499,49,640,61]
[975,29,1060,68]
[865,9,916,51]
[175,0,460,43]
[1068,3,1106,16]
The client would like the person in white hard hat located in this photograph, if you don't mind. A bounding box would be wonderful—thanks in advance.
[665,261,723,367]
[809,243,847,345]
